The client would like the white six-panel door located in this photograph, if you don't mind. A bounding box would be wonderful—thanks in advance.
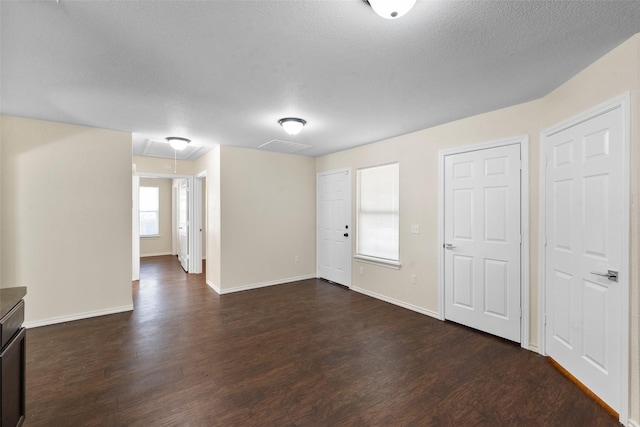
[544,106,624,413]
[317,169,351,287]
[444,144,521,342]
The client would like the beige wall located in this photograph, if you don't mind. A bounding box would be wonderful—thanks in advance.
[133,155,199,175]
[0,118,3,286]
[139,177,173,256]
[316,100,541,318]
[217,146,316,291]
[1,116,133,325]
[315,33,640,423]
[202,178,206,259]
[200,146,221,289]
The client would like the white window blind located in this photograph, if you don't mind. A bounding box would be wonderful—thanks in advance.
[139,186,159,236]
[356,163,399,264]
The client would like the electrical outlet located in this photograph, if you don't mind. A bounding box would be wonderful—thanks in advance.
[411,224,420,234]
[294,255,300,263]
[410,274,417,284]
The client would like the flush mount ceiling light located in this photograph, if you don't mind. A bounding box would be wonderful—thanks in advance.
[365,0,416,19]
[278,117,306,136]
[166,136,191,151]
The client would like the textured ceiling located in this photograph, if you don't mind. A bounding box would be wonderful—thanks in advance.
[2,1,640,159]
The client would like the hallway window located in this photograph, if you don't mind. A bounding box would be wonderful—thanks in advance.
[140,186,160,236]
[356,162,400,265]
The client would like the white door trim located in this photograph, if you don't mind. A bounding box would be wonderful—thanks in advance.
[193,170,207,274]
[134,172,198,274]
[438,135,530,349]
[316,167,352,286]
[190,176,203,274]
[538,93,630,425]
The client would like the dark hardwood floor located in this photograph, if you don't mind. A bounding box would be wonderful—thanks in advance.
[24,256,618,426]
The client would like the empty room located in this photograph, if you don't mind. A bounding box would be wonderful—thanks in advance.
[1,1,639,426]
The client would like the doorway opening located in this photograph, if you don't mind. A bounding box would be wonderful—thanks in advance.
[132,171,201,280]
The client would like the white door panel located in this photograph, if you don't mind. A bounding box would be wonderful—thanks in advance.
[545,106,623,412]
[317,170,351,286]
[444,144,521,342]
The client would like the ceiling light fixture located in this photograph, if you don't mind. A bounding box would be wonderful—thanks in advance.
[278,117,306,136]
[166,136,190,151]
[365,0,416,19]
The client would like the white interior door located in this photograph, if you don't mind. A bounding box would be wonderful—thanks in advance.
[317,169,351,286]
[178,179,189,272]
[544,106,624,413]
[444,144,521,342]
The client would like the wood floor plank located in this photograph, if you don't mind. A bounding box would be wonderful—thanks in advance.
[23,256,619,426]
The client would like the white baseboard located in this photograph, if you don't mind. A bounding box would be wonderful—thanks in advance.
[219,274,316,295]
[140,252,172,257]
[206,279,221,294]
[24,305,134,329]
[350,286,440,319]
[628,418,639,427]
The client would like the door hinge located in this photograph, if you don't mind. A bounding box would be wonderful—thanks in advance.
[544,314,547,327]
[544,235,548,247]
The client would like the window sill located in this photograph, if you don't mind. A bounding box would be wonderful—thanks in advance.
[354,255,401,269]
[140,235,160,238]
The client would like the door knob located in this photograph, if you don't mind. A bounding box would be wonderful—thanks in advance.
[445,243,456,250]
[590,270,618,282]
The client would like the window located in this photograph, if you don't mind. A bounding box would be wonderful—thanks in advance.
[356,163,400,266]
[139,186,159,237]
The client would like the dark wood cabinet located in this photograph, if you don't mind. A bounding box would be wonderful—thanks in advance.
[0,288,26,427]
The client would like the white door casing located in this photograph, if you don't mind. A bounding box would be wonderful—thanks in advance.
[178,179,189,272]
[191,171,206,275]
[542,97,629,420]
[317,168,352,287]
[443,143,522,343]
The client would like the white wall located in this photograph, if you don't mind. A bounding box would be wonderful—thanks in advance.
[139,177,173,257]
[1,116,133,326]
[315,33,640,423]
